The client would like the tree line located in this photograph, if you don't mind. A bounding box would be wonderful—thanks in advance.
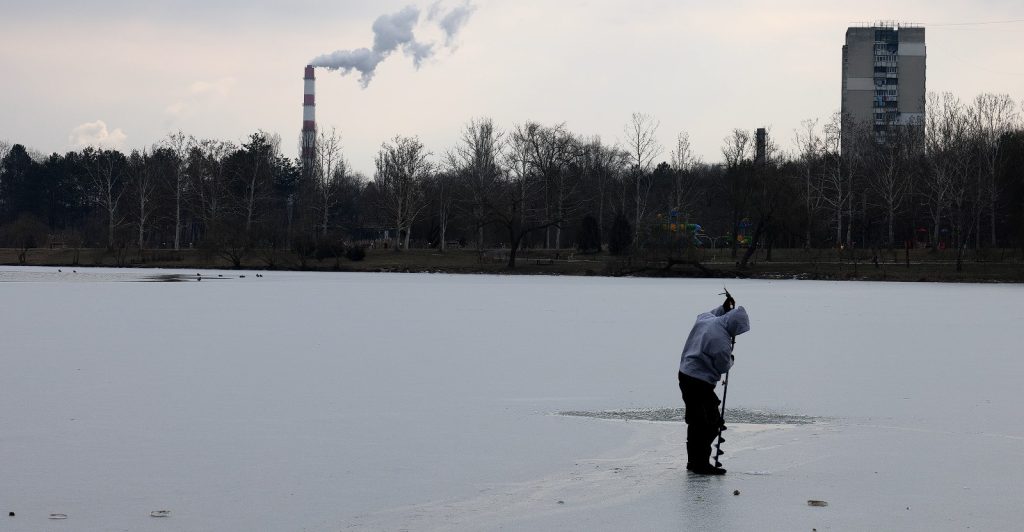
[1,91,1022,269]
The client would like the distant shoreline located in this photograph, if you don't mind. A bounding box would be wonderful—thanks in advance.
[2,247,1022,283]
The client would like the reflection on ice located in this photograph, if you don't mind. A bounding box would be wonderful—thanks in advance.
[557,407,818,425]
[0,266,252,283]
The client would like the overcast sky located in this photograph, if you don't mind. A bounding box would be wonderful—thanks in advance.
[2,0,1023,175]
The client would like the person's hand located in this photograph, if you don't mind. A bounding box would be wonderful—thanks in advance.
[723,295,735,311]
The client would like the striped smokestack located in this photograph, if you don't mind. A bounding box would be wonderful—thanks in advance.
[301,65,316,172]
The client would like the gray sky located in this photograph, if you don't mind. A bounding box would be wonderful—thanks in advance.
[2,0,1023,175]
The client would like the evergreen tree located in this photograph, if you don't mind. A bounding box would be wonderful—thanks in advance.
[608,212,632,255]
[577,214,601,253]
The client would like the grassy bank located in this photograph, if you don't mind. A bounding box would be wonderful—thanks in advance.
[2,246,1022,283]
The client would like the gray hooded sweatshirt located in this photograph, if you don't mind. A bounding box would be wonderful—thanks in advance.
[679,305,751,385]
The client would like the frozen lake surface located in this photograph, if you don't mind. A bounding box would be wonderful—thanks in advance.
[2,266,1023,531]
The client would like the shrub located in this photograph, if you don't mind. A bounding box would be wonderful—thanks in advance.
[346,245,366,261]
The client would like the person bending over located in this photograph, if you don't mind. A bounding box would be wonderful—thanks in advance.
[677,295,750,475]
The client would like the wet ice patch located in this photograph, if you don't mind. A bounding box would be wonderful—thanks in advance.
[556,407,818,425]
[145,273,191,282]
[0,268,145,282]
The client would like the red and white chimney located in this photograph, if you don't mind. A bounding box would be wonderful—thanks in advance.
[301,65,316,171]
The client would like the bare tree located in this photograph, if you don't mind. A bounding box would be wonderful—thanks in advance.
[624,113,663,245]
[835,117,872,247]
[375,135,432,250]
[739,129,785,268]
[0,213,48,264]
[867,122,919,250]
[579,137,628,243]
[794,119,825,249]
[923,92,971,249]
[429,171,456,251]
[721,128,752,167]
[947,132,982,271]
[82,148,127,249]
[519,122,580,249]
[313,127,347,238]
[160,131,193,250]
[0,141,8,223]
[447,118,503,252]
[487,124,563,268]
[971,93,1018,246]
[819,116,847,246]
[239,132,279,236]
[127,149,159,249]
[190,139,235,233]
[720,128,754,258]
[669,131,701,217]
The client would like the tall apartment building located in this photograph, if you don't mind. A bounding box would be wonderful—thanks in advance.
[841,23,926,143]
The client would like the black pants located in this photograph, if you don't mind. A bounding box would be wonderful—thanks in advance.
[678,371,723,466]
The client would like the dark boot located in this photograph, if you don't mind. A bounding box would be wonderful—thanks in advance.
[689,463,727,475]
[686,423,709,470]
[687,423,719,470]
[693,425,727,475]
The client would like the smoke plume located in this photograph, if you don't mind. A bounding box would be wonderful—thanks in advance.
[311,2,475,88]
[431,1,476,47]
[69,120,127,150]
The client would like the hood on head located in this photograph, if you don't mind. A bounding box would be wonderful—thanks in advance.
[722,306,750,336]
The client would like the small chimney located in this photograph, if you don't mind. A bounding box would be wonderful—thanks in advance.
[755,127,767,166]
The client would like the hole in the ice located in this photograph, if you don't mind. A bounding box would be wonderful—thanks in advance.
[556,408,818,425]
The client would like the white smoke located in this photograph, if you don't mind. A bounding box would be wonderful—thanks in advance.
[68,120,127,150]
[311,2,475,88]
[431,1,476,47]
[189,77,236,97]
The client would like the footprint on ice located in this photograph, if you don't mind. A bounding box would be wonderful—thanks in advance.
[151,510,171,518]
